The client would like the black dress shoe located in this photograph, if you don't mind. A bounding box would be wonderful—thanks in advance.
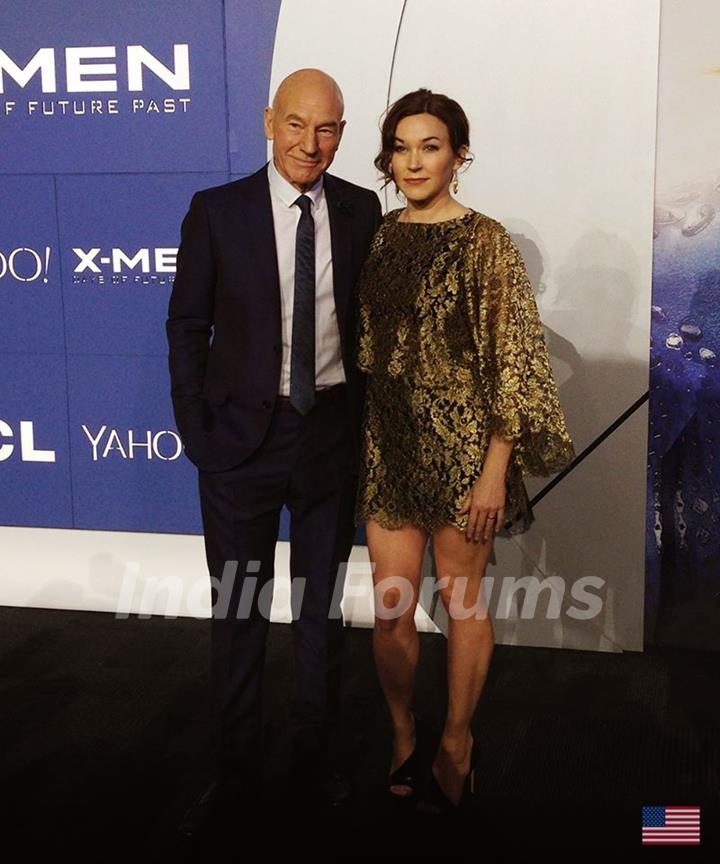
[178,781,217,838]
[417,735,478,817]
[318,770,352,808]
[179,776,261,839]
[420,765,475,817]
[288,760,353,811]
[388,712,434,799]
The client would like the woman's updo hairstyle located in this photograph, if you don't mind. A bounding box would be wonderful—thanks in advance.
[374,88,473,187]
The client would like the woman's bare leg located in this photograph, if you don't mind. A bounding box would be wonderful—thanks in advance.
[430,523,495,804]
[366,517,428,795]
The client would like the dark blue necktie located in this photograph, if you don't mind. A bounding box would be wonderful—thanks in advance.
[290,194,316,415]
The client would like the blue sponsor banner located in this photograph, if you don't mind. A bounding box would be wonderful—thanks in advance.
[0,0,228,173]
[67,353,201,533]
[1,1,284,533]
[225,0,282,175]
[57,172,228,356]
[0,175,64,354]
[0,353,72,526]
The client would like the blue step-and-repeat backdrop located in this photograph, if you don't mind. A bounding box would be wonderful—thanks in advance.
[1,0,281,533]
[3,1,718,651]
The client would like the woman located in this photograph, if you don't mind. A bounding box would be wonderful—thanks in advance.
[355,89,575,812]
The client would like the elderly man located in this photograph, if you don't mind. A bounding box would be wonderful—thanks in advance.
[167,68,381,820]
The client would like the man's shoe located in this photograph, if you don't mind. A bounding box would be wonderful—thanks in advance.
[319,770,352,808]
[288,763,352,810]
[179,776,261,839]
[178,780,217,838]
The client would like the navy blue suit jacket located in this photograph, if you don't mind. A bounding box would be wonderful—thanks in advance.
[166,164,382,472]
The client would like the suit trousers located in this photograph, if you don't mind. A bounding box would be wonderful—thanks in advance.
[197,383,357,794]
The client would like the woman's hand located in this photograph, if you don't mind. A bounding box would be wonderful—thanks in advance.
[459,468,507,543]
[459,434,513,542]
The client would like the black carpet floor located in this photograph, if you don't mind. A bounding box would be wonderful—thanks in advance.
[1,605,718,856]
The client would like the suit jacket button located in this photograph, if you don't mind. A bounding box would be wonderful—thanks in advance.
[262,399,272,410]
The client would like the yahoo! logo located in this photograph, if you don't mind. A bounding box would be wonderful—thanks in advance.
[0,247,51,283]
[81,425,183,461]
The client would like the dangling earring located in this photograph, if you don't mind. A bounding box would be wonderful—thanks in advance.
[452,171,459,195]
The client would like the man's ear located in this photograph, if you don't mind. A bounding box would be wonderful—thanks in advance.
[337,119,347,146]
[263,106,274,141]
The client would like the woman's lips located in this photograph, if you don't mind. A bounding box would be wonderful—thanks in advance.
[404,178,428,185]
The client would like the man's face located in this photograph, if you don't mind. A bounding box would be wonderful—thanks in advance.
[264,81,345,192]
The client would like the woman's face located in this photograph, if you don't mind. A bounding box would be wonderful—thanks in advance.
[390,112,463,206]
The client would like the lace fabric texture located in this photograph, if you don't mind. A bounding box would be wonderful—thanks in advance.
[355,208,575,535]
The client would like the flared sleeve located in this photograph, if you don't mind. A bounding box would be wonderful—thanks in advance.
[478,222,575,476]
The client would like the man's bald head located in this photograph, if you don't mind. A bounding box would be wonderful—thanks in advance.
[271,68,344,118]
[264,68,346,192]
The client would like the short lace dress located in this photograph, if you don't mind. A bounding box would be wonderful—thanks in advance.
[354,208,575,535]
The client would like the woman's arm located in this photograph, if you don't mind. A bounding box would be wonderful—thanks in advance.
[459,433,514,543]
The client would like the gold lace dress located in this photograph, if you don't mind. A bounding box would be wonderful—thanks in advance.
[355,208,575,535]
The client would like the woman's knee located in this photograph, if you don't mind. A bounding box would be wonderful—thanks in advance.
[374,609,416,634]
[373,576,418,633]
[435,570,489,618]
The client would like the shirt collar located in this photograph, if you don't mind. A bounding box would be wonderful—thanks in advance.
[268,158,324,209]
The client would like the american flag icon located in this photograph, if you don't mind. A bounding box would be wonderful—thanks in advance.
[642,806,701,844]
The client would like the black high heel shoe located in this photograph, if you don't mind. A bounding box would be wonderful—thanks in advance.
[419,734,478,815]
[388,712,431,799]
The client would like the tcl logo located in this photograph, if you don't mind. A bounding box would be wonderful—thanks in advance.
[0,420,56,462]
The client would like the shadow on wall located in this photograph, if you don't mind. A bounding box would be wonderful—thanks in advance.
[423,228,649,654]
